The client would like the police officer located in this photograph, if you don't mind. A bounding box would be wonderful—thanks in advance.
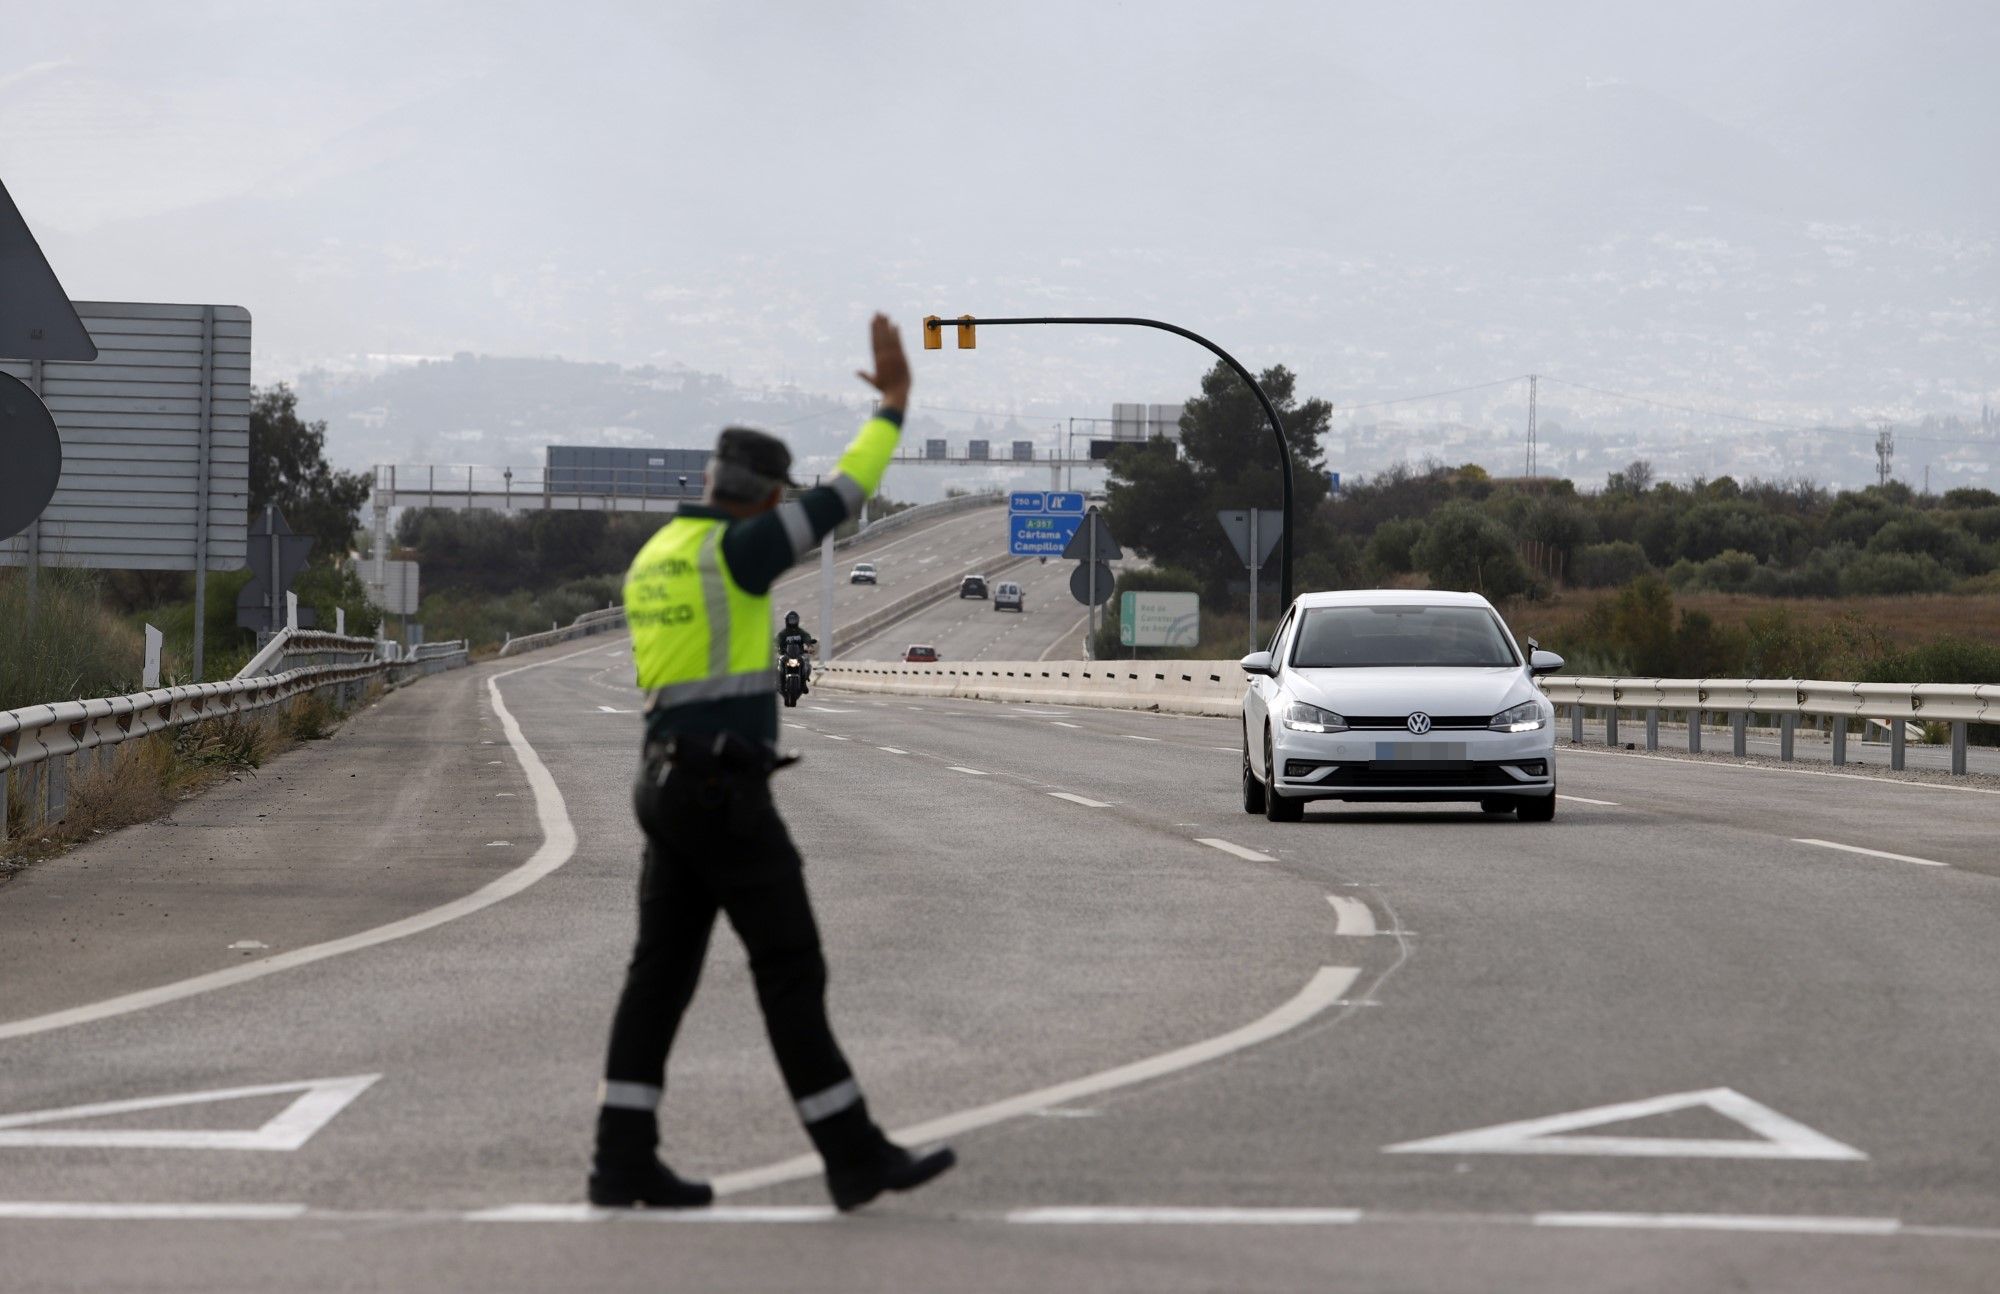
[590,314,955,1211]
[776,610,817,693]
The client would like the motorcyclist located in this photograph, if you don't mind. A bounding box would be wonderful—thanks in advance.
[776,611,817,692]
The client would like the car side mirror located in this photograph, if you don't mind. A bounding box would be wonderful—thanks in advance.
[1240,650,1276,677]
[1529,649,1565,676]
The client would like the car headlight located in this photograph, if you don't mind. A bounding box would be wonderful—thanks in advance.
[1490,700,1545,733]
[1282,701,1347,733]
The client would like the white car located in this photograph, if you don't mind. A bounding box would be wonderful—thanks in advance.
[849,562,878,585]
[1239,589,1563,822]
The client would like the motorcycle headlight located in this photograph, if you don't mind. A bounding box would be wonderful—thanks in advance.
[1282,701,1347,733]
[1490,700,1545,733]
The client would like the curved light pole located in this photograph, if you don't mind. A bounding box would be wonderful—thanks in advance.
[926,315,1296,607]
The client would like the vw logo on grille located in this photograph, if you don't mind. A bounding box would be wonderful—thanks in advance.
[1405,712,1433,735]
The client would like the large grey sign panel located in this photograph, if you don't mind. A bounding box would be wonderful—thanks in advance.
[0,301,250,571]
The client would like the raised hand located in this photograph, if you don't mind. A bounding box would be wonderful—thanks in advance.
[855,313,911,411]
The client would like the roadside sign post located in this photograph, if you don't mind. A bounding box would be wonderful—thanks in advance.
[1218,508,1284,651]
[1119,592,1200,649]
[1062,508,1121,660]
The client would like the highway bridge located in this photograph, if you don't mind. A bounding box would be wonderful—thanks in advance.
[3,502,1998,1293]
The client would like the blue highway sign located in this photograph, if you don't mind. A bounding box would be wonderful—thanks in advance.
[1009,490,1086,556]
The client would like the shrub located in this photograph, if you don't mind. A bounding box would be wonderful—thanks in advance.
[1365,517,1426,576]
[1839,551,1955,597]
[1413,503,1530,599]
[1571,541,1651,588]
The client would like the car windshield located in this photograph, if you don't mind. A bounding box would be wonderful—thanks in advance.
[1290,605,1520,668]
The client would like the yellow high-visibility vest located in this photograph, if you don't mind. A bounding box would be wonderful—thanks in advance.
[625,516,774,708]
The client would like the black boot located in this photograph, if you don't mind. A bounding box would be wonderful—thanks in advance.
[589,1107,712,1209]
[588,1153,714,1209]
[825,1137,957,1212]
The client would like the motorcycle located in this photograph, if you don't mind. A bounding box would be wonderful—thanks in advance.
[780,656,807,708]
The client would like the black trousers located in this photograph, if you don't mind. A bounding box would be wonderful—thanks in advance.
[601,755,856,1126]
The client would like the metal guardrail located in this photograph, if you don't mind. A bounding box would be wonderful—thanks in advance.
[818,665,1998,777]
[1,631,471,842]
[497,607,627,658]
[1540,676,1998,775]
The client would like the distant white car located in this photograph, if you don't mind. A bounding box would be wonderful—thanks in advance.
[849,562,878,585]
[1239,589,1563,822]
[992,580,1023,611]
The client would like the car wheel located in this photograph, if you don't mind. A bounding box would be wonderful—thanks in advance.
[1517,791,1557,822]
[1262,727,1304,822]
[1241,736,1266,815]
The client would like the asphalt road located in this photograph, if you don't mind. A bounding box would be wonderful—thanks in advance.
[842,553,1113,663]
[765,502,1013,638]
[3,638,2000,1292]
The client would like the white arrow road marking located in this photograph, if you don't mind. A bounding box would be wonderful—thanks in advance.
[1327,895,1377,937]
[711,966,1360,1197]
[0,1075,380,1151]
[1792,838,1948,867]
[1048,792,1112,808]
[1384,1087,1866,1160]
[1196,838,1276,862]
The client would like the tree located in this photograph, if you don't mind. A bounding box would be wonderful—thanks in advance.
[250,384,371,561]
[1103,362,1333,600]
[1413,502,1530,599]
[1606,459,1655,495]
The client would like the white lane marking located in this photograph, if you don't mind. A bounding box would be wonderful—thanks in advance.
[712,966,1361,1197]
[1327,895,1377,937]
[878,746,909,755]
[595,705,637,714]
[1196,838,1276,862]
[1048,792,1112,808]
[1561,746,2000,796]
[467,1204,834,1224]
[948,765,988,775]
[1050,721,1082,729]
[0,1202,310,1221]
[0,641,608,1043]
[1792,838,1948,868]
[804,706,855,713]
[1535,1213,1900,1236]
[1559,794,1620,806]
[1123,734,1161,742]
[822,734,850,742]
[1385,1087,1866,1160]
[0,1075,379,1151]
[1011,1207,1362,1226]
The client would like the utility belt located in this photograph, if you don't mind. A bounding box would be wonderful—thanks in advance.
[642,731,800,785]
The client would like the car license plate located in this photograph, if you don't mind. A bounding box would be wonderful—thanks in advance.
[1374,741,1467,760]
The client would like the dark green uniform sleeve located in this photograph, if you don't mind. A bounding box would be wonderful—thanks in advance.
[720,409,903,596]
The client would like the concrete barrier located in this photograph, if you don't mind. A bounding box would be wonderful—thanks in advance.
[816,659,1244,716]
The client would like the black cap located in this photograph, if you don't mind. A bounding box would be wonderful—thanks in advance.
[714,427,799,488]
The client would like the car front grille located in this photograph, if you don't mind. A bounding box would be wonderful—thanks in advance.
[1340,716,1489,730]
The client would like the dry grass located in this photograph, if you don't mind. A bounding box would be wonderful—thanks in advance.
[1,689,357,875]
[1509,589,2000,651]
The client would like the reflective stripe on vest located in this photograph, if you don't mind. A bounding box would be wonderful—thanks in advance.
[625,515,775,710]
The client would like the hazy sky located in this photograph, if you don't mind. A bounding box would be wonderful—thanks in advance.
[3,0,1995,429]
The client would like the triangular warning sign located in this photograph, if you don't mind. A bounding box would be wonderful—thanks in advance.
[1382,1087,1865,1161]
[0,179,98,362]
[1060,508,1121,561]
[0,1074,379,1151]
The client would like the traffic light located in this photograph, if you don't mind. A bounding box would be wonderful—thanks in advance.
[923,316,942,350]
[956,314,976,349]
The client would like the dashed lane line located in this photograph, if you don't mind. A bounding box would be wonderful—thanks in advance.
[821,734,851,741]
[1048,792,1112,808]
[1792,838,1949,867]
[1123,734,1161,742]
[1050,721,1082,728]
[1195,838,1276,863]
[1327,895,1377,937]
[948,766,989,776]
[9,1203,1981,1240]
[1559,794,1620,806]
[878,746,909,754]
